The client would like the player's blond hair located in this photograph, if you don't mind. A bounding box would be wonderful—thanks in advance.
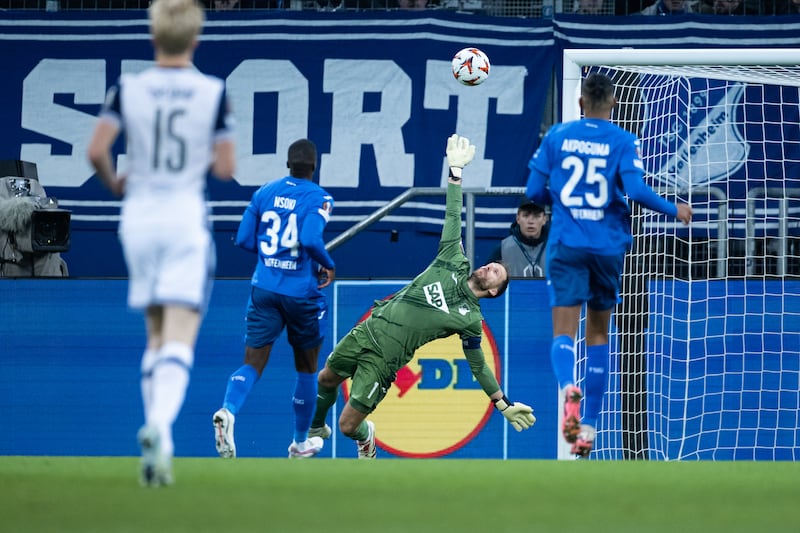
[148,0,204,56]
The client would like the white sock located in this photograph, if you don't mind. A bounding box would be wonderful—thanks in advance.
[148,342,193,458]
[140,349,157,421]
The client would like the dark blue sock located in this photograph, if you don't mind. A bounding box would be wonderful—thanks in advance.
[550,335,576,390]
[222,364,259,416]
[582,344,609,428]
[292,371,318,443]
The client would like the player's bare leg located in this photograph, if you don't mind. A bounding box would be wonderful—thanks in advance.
[339,402,376,459]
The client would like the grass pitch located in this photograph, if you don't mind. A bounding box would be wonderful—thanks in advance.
[1,456,797,533]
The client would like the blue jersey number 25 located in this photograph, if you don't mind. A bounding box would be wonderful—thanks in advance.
[560,155,609,208]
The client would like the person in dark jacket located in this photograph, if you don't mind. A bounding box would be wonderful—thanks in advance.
[486,198,549,278]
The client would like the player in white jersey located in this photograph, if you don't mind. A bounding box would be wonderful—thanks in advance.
[87,0,236,487]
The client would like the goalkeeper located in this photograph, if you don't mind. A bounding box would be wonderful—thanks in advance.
[309,134,536,458]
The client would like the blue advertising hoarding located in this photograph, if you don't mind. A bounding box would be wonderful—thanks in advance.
[0,278,557,459]
[2,277,798,460]
[645,280,800,461]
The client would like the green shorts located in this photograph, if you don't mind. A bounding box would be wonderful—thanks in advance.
[326,322,394,414]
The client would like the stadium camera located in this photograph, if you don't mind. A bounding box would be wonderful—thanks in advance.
[30,207,71,252]
[0,160,71,254]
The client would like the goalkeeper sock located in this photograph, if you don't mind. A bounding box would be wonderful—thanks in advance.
[349,420,370,441]
[311,383,338,429]
[292,371,317,443]
[222,364,259,416]
[550,335,577,390]
[582,343,609,428]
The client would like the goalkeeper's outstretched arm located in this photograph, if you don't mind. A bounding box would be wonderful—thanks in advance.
[438,133,476,255]
[446,133,475,184]
[463,340,536,432]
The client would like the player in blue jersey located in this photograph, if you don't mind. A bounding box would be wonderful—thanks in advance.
[526,72,692,457]
[88,0,236,486]
[213,138,335,459]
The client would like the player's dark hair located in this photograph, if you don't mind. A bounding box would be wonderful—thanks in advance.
[581,73,615,111]
[287,139,317,178]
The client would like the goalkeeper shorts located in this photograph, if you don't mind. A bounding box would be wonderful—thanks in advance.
[326,323,393,414]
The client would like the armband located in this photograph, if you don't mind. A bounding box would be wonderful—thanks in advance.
[462,336,482,350]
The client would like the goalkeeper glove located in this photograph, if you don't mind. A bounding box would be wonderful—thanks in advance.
[493,395,536,432]
[446,134,476,169]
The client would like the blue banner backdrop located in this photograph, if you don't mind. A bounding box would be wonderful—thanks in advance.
[0,12,798,278]
[0,10,552,278]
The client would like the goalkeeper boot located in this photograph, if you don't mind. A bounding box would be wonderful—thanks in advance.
[288,436,324,459]
[571,424,596,458]
[137,425,173,487]
[357,420,377,459]
[308,423,332,439]
[562,385,583,444]
[213,408,236,458]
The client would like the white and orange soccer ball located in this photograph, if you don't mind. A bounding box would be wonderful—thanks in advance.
[451,47,490,86]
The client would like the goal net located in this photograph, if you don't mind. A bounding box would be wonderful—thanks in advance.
[561,49,800,460]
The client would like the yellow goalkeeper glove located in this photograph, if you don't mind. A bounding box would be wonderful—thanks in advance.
[493,395,536,432]
[446,134,476,169]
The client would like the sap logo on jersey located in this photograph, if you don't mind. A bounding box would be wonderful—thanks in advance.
[423,281,449,313]
[343,308,501,458]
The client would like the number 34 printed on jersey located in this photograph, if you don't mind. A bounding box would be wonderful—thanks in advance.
[260,211,299,257]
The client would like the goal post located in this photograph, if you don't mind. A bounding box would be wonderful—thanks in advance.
[563,49,800,120]
[559,48,800,461]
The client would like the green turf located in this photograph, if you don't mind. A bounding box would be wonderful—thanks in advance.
[0,456,798,532]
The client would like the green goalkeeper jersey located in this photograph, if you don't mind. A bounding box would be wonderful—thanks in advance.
[360,182,500,396]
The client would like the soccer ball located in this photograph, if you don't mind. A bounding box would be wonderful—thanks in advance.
[451,47,490,86]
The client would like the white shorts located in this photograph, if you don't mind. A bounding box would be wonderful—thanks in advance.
[119,222,215,312]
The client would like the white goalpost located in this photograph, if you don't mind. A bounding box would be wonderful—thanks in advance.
[561,49,800,460]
